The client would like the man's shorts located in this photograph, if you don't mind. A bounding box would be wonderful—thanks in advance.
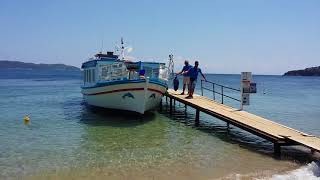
[183,76,190,85]
[189,78,197,90]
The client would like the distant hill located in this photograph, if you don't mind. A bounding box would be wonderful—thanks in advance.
[283,66,320,76]
[0,60,80,71]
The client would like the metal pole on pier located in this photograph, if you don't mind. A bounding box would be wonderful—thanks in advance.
[213,83,215,100]
[201,80,204,96]
[221,86,224,104]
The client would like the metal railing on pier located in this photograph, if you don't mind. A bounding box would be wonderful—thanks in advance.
[200,80,240,104]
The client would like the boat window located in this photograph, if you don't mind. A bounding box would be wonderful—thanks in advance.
[88,69,90,82]
[86,70,89,82]
[153,68,160,78]
[143,66,153,78]
[159,64,168,79]
[101,65,111,80]
[87,70,89,83]
[92,69,95,82]
[87,69,90,83]
[139,64,166,79]
[86,70,88,83]
[84,70,88,82]
[100,63,128,81]
[91,69,93,82]
[83,71,85,82]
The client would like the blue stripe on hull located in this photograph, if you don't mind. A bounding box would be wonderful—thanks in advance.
[82,78,167,90]
[82,79,146,89]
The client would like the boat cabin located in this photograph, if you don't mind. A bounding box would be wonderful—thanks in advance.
[81,52,168,87]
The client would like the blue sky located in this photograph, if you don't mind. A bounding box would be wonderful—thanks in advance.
[0,0,319,74]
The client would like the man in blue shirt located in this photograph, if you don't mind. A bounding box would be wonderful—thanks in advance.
[176,60,192,95]
[185,61,206,99]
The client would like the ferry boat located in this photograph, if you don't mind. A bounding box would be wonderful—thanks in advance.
[81,41,172,114]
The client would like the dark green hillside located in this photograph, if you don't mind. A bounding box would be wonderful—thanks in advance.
[283,66,320,76]
[0,60,80,71]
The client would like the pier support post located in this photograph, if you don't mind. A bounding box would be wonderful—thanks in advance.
[227,122,230,133]
[166,96,168,103]
[159,98,162,111]
[170,98,173,115]
[195,109,200,127]
[311,149,316,154]
[184,104,187,118]
[174,99,176,106]
[274,143,281,156]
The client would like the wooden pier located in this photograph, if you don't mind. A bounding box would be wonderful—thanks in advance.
[164,88,320,155]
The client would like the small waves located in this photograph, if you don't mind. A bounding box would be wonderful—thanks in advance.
[269,161,320,180]
[221,161,320,179]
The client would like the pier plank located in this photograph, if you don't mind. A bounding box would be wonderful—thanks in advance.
[165,89,320,153]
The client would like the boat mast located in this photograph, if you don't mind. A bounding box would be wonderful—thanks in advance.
[121,37,125,60]
[168,54,174,79]
[100,39,104,54]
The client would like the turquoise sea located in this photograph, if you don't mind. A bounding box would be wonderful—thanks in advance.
[0,71,320,179]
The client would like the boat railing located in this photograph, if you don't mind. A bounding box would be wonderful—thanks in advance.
[200,80,241,104]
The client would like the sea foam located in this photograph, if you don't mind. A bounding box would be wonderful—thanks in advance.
[270,161,320,180]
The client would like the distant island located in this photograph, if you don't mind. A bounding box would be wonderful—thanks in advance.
[283,66,320,76]
[0,60,80,71]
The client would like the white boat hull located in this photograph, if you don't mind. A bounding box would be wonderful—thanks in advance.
[81,79,167,114]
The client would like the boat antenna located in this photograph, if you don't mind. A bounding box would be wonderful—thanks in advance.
[168,54,174,79]
[121,37,125,60]
[100,39,104,53]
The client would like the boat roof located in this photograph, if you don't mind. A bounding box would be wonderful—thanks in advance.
[140,61,165,65]
[81,52,119,68]
[82,53,165,69]
[95,52,118,59]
